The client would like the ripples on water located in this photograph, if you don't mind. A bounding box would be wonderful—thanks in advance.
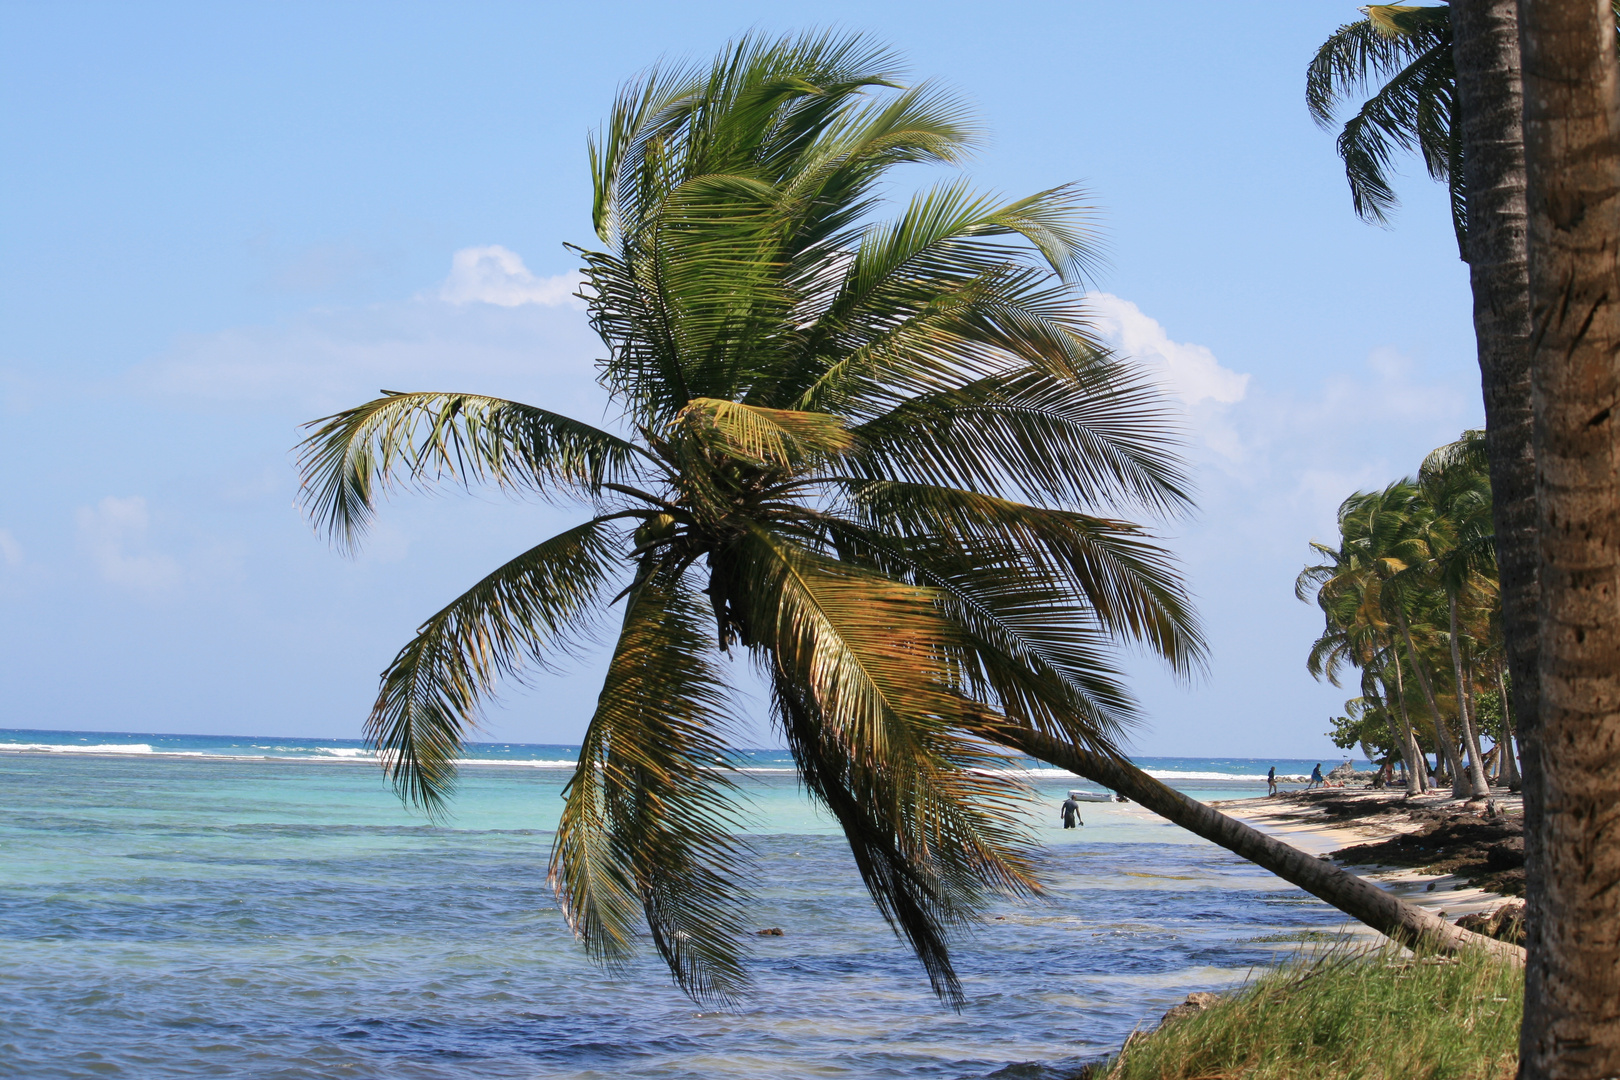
[0,752,1347,1079]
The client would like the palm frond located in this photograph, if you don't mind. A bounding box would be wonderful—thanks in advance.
[1334,39,1457,229]
[1304,5,1460,241]
[729,525,1041,1004]
[850,366,1191,516]
[551,568,752,1006]
[298,392,645,550]
[673,398,854,466]
[822,517,1141,748]
[1306,6,1450,128]
[846,480,1205,675]
[367,518,625,813]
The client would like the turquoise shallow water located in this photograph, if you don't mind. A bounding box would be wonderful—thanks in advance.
[0,731,1366,1079]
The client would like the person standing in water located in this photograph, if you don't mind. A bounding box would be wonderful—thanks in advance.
[1060,794,1083,829]
[1267,766,1277,796]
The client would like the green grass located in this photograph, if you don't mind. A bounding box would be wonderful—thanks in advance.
[1091,943,1522,1080]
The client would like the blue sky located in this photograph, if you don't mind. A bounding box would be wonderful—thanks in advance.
[0,1,1482,756]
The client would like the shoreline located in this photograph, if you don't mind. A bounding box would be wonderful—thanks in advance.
[1214,787,1525,934]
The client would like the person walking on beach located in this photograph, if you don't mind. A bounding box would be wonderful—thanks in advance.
[1060,794,1083,829]
[1266,766,1277,796]
[1308,763,1324,790]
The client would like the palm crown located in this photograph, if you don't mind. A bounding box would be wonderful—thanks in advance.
[298,32,1203,1006]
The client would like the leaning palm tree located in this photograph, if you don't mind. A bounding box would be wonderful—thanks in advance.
[301,33,1517,1005]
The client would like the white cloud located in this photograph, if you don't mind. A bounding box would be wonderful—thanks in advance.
[438,246,584,308]
[0,528,22,567]
[1085,292,1250,407]
[76,496,182,596]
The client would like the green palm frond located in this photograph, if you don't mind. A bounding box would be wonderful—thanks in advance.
[367,518,625,813]
[552,569,751,1006]
[732,525,1041,1003]
[786,183,1104,413]
[673,398,854,466]
[1305,5,1461,245]
[905,545,1144,745]
[851,366,1191,515]
[298,392,645,550]
[769,676,1028,1007]
[846,480,1204,675]
[1306,6,1451,129]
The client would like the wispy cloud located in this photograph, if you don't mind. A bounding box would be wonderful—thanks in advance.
[0,528,22,568]
[142,245,606,415]
[1086,292,1250,407]
[76,496,182,596]
[437,246,584,308]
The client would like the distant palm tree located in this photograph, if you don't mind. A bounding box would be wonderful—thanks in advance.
[301,33,1517,1003]
[1417,431,1496,799]
[1298,527,1427,796]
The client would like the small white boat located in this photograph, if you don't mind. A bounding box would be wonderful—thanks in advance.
[1066,789,1114,803]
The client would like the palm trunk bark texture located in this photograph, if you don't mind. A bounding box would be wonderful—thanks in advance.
[1450,0,1543,798]
[1516,0,1620,1074]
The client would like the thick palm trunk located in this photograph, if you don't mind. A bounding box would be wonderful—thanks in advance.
[1394,609,1468,794]
[1000,727,1523,963]
[1516,2,1620,1074]
[1448,592,1494,798]
[1449,0,1542,796]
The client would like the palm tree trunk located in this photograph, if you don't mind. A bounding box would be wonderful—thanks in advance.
[1448,0,1543,799]
[1496,666,1521,789]
[1380,664,1425,795]
[1447,592,1493,798]
[1390,653,1429,792]
[1516,2,1620,1072]
[1365,676,1417,796]
[998,727,1523,963]
[1394,608,1468,795]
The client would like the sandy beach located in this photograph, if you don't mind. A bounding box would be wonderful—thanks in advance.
[1216,787,1526,936]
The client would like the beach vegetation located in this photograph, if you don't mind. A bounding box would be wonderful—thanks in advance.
[1091,942,1523,1080]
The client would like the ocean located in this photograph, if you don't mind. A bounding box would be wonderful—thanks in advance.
[0,729,1365,1079]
